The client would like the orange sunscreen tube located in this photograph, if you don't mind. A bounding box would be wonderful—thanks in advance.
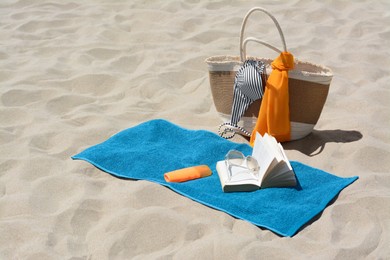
[164,165,212,183]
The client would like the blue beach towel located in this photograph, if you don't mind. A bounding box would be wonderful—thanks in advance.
[72,119,358,237]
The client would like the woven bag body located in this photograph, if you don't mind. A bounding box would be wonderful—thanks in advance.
[205,7,333,140]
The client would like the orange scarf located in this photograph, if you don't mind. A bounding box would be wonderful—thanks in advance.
[250,52,294,145]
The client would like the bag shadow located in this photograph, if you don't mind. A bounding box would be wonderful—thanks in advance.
[283,129,363,156]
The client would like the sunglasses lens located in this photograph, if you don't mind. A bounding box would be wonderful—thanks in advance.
[225,150,260,181]
[225,150,245,167]
[246,156,260,172]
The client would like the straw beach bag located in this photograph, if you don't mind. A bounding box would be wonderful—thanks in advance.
[205,7,333,141]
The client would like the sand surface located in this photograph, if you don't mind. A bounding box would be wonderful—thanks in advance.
[1,0,389,259]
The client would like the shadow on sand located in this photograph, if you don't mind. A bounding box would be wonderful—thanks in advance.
[283,129,363,156]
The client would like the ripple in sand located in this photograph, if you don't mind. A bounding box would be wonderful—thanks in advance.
[0,129,18,145]
[55,74,119,96]
[107,208,186,258]
[1,88,48,107]
[85,48,123,60]
[19,156,65,181]
[353,146,390,173]
[28,131,76,157]
[184,221,209,241]
[0,107,32,127]
[0,51,9,60]
[110,55,142,73]
[185,29,229,45]
[0,183,5,197]
[17,19,71,34]
[46,94,95,115]
[0,219,50,258]
[70,200,102,237]
[129,183,185,209]
[29,176,83,215]
[330,201,382,256]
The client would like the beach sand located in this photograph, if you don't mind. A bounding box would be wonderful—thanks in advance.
[1,0,389,259]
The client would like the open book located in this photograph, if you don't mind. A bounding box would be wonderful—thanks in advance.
[216,132,297,192]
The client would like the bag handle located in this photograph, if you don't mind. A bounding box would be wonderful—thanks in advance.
[239,7,287,61]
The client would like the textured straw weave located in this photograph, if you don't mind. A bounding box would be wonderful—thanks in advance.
[205,7,333,140]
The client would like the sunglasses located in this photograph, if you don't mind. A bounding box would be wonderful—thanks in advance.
[224,150,260,181]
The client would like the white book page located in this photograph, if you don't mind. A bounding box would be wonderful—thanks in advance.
[252,132,276,182]
[217,161,259,186]
[262,161,296,187]
[216,161,229,185]
[265,161,290,181]
[258,133,282,180]
[228,167,260,186]
[278,143,292,170]
[263,133,284,162]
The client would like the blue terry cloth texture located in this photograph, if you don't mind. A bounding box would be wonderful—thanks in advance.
[72,119,358,237]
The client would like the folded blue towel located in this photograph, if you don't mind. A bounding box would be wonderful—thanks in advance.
[72,119,358,237]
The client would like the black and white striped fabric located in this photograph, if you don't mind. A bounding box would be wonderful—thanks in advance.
[230,59,266,126]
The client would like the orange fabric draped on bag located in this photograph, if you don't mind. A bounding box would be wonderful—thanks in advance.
[250,52,294,145]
